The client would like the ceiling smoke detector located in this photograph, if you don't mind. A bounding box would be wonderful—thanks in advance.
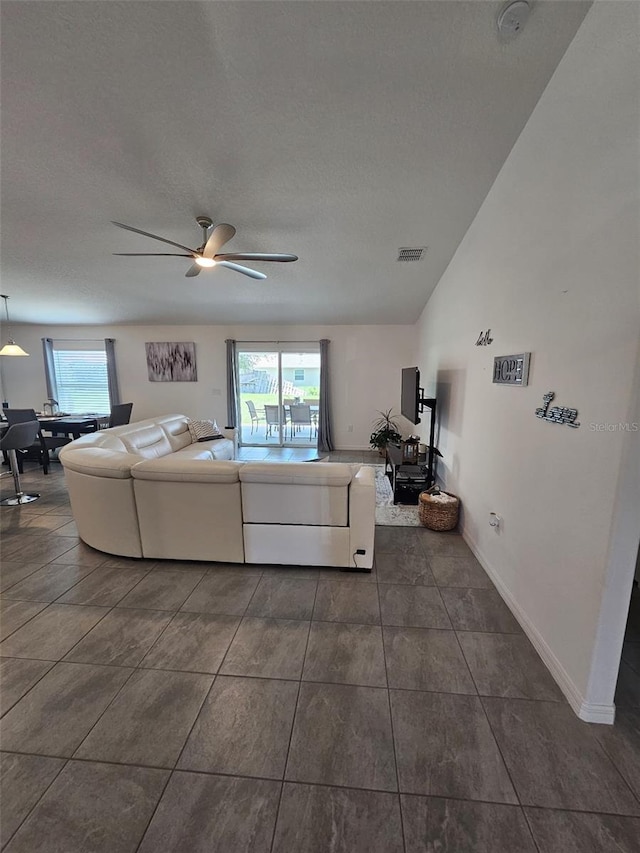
[497,1,531,37]
[397,247,426,262]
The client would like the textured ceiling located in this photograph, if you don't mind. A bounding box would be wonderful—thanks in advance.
[1,0,590,325]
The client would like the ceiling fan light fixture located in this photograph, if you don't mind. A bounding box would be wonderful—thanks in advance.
[0,295,29,356]
[112,217,296,280]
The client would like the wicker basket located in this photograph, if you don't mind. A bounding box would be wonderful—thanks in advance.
[418,491,460,531]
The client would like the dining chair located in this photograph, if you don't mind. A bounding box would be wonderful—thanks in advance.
[245,401,261,434]
[264,405,288,439]
[109,402,133,428]
[0,421,42,505]
[304,398,320,430]
[4,409,70,474]
[289,404,314,440]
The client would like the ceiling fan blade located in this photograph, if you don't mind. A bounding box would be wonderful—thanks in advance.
[113,253,194,257]
[185,263,202,277]
[214,253,298,263]
[112,221,197,254]
[218,261,267,281]
[202,223,236,259]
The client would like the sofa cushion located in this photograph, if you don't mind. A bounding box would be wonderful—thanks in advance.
[161,416,193,452]
[119,424,174,459]
[172,444,216,461]
[131,457,243,483]
[207,438,235,461]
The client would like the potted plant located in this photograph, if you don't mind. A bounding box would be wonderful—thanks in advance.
[370,408,402,455]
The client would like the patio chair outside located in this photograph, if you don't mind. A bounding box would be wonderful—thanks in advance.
[264,405,288,439]
[289,404,314,440]
[246,400,261,434]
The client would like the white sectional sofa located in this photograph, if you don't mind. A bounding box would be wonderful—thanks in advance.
[58,414,375,570]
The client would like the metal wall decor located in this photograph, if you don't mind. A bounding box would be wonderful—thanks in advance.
[475,329,493,346]
[535,392,580,428]
[493,353,530,386]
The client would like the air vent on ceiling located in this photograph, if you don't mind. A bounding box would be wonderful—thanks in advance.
[397,247,426,262]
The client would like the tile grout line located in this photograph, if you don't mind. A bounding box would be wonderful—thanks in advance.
[0,754,71,850]
[473,697,570,852]
[1,534,79,567]
[1,563,103,605]
[133,566,272,853]
[171,572,264,770]
[3,746,640,819]
[0,563,53,596]
[1,651,583,704]
[376,572,408,853]
[520,805,547,853]
[474,693,528,815]
[0,601,53,645]
[268,575,319,853]
[50,572,154,663]
[130,766,174,853]
[449,628,480,700]
[589,731,640,811]
[1,592,117,657]
[122,569,215,669]
[0,658,56,720]
[4,473,639,846]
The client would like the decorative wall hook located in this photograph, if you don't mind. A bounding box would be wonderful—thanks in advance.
[535,392,580,428]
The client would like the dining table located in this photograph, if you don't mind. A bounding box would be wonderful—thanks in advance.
[0,413,110,439]
[0,413,110,469]
[37,414,111,438]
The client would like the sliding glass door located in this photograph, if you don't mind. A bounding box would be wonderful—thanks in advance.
[237,344,320,448]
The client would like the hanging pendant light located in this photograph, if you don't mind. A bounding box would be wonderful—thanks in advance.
[0,295,29,356]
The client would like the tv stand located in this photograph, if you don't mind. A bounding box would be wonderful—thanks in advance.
[385,398,440,505]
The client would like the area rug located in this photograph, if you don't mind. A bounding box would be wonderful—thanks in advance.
[373,466,422,527]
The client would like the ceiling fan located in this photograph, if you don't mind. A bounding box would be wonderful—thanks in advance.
[112,216,298,280]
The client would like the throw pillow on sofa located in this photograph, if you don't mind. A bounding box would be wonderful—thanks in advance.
[187,418,223,442]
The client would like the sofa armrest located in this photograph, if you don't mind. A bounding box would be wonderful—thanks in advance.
[348,465,376,569]
[222,425,238,456]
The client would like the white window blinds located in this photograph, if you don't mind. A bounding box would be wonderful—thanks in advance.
[52,344,111,413]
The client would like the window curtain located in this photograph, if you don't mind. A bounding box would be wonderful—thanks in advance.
[317,338,334,452]
[225,339,238,428]
[104,339,121,406]
[41,338,59,402]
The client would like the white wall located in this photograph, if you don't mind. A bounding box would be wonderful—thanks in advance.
[416,1,640,721]
[3,323,416,449]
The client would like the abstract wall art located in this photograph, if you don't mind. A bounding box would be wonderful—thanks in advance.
[145,342,197,382]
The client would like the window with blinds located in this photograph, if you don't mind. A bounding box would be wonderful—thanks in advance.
[52,347,111,413]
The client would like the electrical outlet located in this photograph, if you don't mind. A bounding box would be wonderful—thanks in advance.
[347,424,353,432]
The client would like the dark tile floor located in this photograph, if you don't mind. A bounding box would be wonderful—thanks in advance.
[1,462,640,852]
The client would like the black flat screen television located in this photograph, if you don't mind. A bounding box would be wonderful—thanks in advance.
[401,366,421,424]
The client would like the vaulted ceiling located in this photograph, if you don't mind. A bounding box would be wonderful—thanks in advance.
[1,1,590,325]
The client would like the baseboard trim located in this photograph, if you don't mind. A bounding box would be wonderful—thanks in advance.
[577,701,616,725]
[461,529,616,725]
